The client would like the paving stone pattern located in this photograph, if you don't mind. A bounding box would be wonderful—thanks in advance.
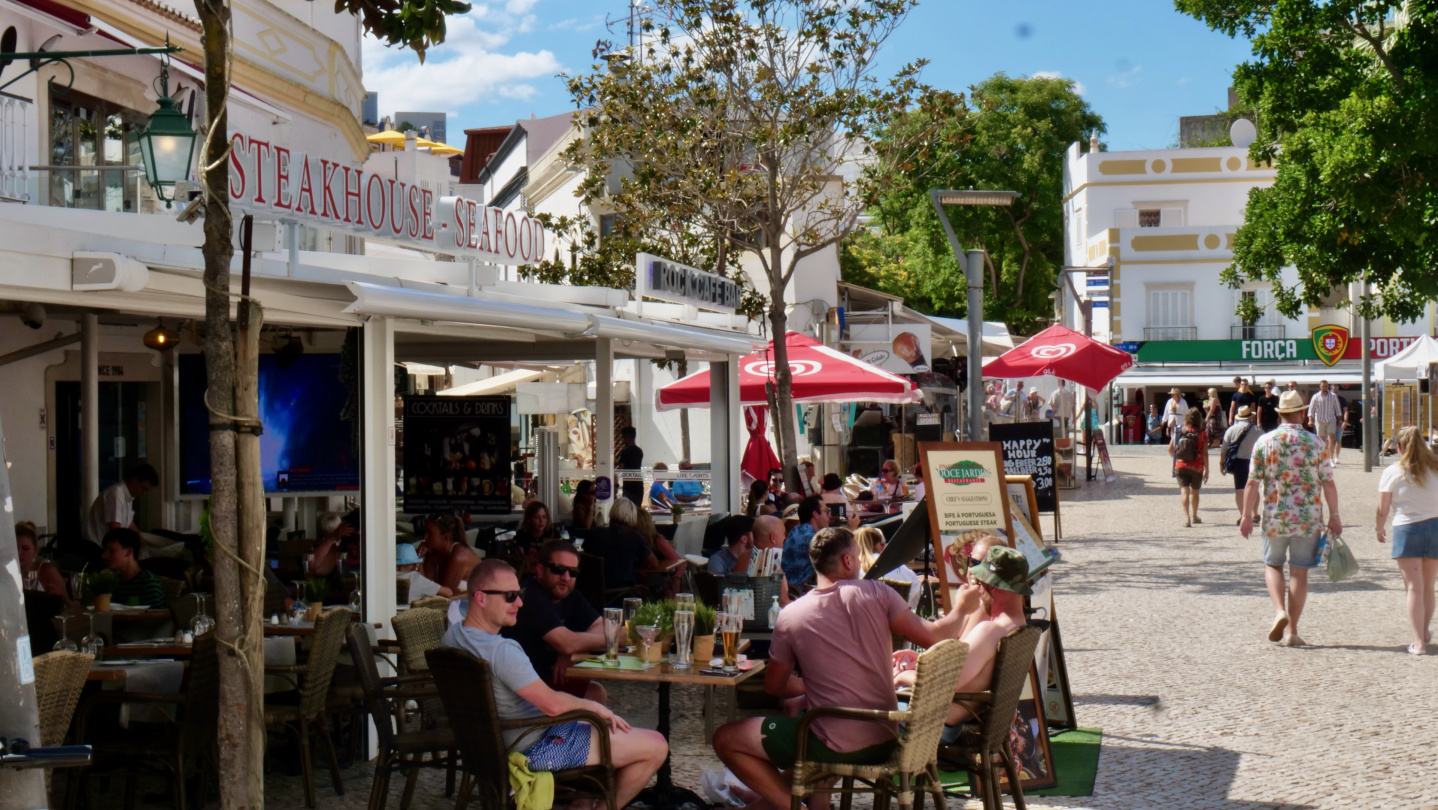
[264,446,1438,809]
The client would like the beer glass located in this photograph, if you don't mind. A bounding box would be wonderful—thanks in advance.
[718,612,741,674]
[622,597,642,652]
[675,593,696,611]
[602,608,623,667]
[672,609,694,669]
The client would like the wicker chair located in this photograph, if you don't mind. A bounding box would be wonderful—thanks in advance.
[788,639,969,810]
[264,606,350,808]
[937,626,1044,810]
[67,635,220,810]
[395,577,412,606]
[425,646,617,810]
[392,608,446,674]
[409,595,450,612]
[347,623,457,810]
[34,650,93,746]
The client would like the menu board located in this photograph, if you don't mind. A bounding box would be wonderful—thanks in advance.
[918,442,1012,602]
[402,395,512,514]
[990,422,1057,512]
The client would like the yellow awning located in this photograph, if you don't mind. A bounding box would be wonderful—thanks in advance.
[367,130,408,147]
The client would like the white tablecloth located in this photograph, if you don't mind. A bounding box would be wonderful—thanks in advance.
[99,661,185,727]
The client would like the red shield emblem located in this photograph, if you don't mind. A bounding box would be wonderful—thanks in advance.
[1312,325,1349,367]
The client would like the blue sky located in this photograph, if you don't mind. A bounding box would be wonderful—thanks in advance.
[362,0,1257,152]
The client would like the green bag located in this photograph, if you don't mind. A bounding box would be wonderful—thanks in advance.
[1324,533,1359,583]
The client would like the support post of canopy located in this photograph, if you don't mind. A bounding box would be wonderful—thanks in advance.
[81,311,99,514]
[596,338,615,518]
[361,317,396,626]
[709,356,742,513]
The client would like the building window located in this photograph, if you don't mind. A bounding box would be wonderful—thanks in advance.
[1137,209,1161,227]
[598,214,617,239]
[48,89,145,212]
[1234,287,1283,338]
[1146,286,1194,340]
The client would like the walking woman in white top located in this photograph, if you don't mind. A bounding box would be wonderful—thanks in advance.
[1375,427,1438,654]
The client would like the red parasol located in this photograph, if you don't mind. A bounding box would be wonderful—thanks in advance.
[980,324,1133,391]
[740,406,782,484]
[656,332,922,411]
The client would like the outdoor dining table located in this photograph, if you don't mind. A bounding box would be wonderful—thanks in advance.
[566,655,765,800]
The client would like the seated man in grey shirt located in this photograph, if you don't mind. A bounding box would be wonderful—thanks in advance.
[707,516,754,576]
[441,559,667,807]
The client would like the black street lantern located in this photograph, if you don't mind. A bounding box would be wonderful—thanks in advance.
[137,58,196,208]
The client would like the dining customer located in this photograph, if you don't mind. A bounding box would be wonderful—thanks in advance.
[512,500,557,559]
[397,542,450,602]
[442,559,666,807]
[504,541,608,701]
[16,522,68,600]
[780,496,829,590]
[712,527,965,810]
[1375,427,1438,655]
[101,528,166,608]
[708,516,755,576]
[587,498,659,590]
[570,480,599,529]
[421,513,480,594]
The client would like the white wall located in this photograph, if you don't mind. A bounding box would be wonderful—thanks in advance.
[0,319,69,530]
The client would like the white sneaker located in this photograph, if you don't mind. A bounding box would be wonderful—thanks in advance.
[1283,634,1306,647]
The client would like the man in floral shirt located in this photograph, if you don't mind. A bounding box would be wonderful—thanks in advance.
[1240,390,1343,647]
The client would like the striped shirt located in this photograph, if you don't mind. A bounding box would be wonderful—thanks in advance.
[1308,391,1342,424]
[111,569,166,609]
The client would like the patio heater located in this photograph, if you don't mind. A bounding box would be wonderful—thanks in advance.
[929,189,1019,441]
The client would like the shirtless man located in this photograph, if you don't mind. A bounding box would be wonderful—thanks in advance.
[420,513,480,594]
[894,545,1031,740]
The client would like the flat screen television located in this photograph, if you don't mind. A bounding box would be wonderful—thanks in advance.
[178,353,360,494]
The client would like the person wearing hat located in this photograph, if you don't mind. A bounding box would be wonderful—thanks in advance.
[1242,389,1342,647]
[1257,380,1281,433]
[397,541,451,603]
[1220,405,1262,520]
[1161,388,1190,443]
[894,545,1031,738]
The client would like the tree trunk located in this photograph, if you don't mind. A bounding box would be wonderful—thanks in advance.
[196,1,248,807]
[235,219,267,808]
[767,259,799,492]
[677,357,691,461]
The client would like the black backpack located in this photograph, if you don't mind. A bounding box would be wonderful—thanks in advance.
[1174,427,1200,463]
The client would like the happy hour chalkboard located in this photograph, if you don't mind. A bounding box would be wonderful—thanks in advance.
[989,422,1057,512]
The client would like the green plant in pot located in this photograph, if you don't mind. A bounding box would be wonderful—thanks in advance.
[304,576,328,620]
[86,569,120,612]
[689,602,717,663]
[629,600,675,662]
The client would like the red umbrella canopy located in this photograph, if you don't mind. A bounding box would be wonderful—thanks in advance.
[980,325,1133,391]
[656,332,922,411]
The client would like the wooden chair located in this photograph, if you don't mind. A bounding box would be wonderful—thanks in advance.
[938,626,1044,810]
[264,606,350,808]
[425,646,617,810]
[788,639,969,810]
[347,623,456,810]
[68,635,220,810]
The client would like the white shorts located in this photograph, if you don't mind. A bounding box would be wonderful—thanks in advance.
[1316,420,1338,437]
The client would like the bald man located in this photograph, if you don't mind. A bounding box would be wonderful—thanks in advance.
[752,515,786,551]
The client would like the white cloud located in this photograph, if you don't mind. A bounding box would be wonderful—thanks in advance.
[1032,71,1086,95]
[362,1,562,118]
[1107,64,1142,89]
[1176,76,1192,85]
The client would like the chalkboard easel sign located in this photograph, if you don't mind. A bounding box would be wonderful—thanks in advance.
[989,422,1057,512]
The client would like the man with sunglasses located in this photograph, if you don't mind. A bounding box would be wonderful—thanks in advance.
[503,541,608,702]
[443,559,667,806]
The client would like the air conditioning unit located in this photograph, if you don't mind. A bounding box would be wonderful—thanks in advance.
[71,252,149,292]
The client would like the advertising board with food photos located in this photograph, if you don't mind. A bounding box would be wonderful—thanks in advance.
[402,396,512,514]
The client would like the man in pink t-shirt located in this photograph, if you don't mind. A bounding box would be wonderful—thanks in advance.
[713,528,966,809]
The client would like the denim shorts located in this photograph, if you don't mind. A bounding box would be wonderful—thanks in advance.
[1392,518,1438,560]
[521,721,592,771]
[1262,533,1321,568]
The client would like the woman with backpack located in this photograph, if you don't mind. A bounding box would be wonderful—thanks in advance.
[1171,407,1209,527]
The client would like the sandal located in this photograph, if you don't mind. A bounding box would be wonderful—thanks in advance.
[1408,643,1427,656]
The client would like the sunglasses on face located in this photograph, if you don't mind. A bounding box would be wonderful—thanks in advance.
[480,589,522,603]
[544,563,580,578]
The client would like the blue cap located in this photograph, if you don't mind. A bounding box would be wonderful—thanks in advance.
[396,543,421,566]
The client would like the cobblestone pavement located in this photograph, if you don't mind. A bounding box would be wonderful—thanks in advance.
[261,445,1438,809]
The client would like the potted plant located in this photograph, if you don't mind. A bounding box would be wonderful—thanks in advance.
[86,570,119,612]
[629,600,675,663]
[304,577,327,621]
[690,602,717,663]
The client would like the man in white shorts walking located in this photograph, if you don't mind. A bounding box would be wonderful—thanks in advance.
[1306,379,1343,464]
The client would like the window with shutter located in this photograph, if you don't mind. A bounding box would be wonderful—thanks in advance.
[1137,210,1161,227]
[1159,208,1184,226]
[1147,287,1193,340]
[1114,209,1139,228]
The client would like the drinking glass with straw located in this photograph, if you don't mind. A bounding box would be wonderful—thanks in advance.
[635,623,661,670]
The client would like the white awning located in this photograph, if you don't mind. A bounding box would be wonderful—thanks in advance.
[437,368,543,397]
[344,282,763,355]
[1116,368,1367,388]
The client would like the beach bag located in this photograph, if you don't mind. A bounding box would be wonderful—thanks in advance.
[1174,428,1200,463]
[1322,533,1359,583]
[1221,423,1254,473]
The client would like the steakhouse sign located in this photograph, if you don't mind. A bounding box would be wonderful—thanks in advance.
[227,133,546,264]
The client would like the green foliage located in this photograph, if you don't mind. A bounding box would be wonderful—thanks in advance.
[333,0,471,61]
[85,569,119,597]
[690,601,717,636]
[630,599,676,641]
[305,577,328,603]
[848,73,1104,333]
[396,121,415,132]
[1176,0,1438,322]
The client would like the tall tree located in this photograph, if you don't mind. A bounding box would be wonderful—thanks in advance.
[1177,0,1438,322]
[189,1,466,805]
[564,0,955,485]
[846,73,1105,333]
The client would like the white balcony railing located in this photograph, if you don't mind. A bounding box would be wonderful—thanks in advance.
[1,93,30,202]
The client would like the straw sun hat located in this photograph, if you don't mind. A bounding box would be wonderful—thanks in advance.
[1275,390,1307,413]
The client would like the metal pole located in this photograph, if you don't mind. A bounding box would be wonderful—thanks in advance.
[81,311,99,512]
[1362,277,1374,471]
[966,249,985,442]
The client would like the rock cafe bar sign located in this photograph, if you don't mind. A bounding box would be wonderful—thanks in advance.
[227,133,547,263]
